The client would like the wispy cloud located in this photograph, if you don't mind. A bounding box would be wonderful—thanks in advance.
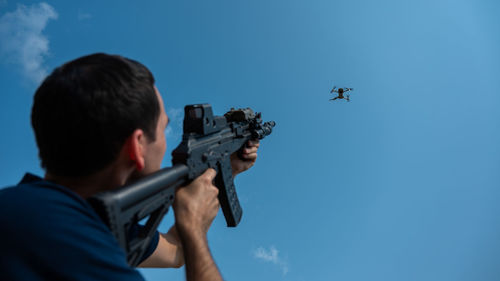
[254,246,289,275]
[166,107,184,141]
[0,0,8,7]
[77,10,92,21]
[0,2,58,84]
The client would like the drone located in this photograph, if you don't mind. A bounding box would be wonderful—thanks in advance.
[329,86,353,102]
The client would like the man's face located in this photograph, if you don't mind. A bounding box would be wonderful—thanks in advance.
[142,87,168,175]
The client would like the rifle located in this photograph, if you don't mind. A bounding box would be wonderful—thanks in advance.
[88,104,276,266]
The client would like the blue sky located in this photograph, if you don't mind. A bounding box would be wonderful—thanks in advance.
[1,1,499,280]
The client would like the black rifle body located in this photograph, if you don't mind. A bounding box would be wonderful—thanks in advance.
[88,104,275,266]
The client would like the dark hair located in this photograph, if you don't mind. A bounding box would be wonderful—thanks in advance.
[31,53,160,177]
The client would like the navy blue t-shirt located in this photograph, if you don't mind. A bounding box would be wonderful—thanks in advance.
[0,174,159,281]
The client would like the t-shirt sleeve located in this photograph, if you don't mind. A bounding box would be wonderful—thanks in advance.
[129,224,160,263]
[144,229,160,261]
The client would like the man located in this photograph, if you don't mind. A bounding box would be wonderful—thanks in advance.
[0,53,260,280]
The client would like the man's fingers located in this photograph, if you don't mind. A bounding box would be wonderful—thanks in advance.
[241,152,257,160]
[247,140,260,147]
[246,153,257,161]
[202,168,217,181]
[244,142,260,153]
[243,147,257,154]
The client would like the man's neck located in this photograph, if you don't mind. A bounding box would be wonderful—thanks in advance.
[45,165,131,199]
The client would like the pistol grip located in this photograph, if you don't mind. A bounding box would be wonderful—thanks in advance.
[215,158,242,227]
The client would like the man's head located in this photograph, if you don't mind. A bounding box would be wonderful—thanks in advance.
[31,53,165,179]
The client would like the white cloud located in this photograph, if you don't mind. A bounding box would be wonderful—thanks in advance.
[0,2,58,84]
[254,246,289,275]
[166,107,184,140]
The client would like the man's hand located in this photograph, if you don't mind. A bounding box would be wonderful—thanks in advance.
[174,168,219,237]
[173,169,223,281]
[231,140,260,177]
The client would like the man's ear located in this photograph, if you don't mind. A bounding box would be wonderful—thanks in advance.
[127,129,146,171]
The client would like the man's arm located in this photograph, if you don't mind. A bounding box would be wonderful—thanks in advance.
[138,226,184,268]
[136,169,220,274]
[140,169,223,278]
[174,168,223,281]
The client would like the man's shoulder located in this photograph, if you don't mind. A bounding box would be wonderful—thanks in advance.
[0,174,146,281]
[0,173,114,243]
[0,174,96,221]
